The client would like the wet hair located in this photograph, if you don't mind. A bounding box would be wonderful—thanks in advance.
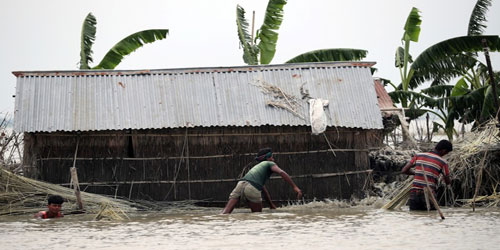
[48,195,64,205]
[435,140,453,152]
[255,147,273,162]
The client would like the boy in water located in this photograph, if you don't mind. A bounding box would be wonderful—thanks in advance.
[34,195,65,219]
[222,148,302,214]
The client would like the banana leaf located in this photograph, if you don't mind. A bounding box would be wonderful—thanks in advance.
[480,85,497,121]
[389,90,438,108]
[286,48,367,63]
[257,0,287,64]
[410,35,500,87]
[93,29,169,69]
[468,0,492,36]
[451,78,469,97]
[421,85,454,98]
[236,5,258,65]
[410,53,478,88]
[79,13,97,70]
[402,7,422,43]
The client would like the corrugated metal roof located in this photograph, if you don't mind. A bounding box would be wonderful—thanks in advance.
[374,78,396,117]
[13,62,383,132]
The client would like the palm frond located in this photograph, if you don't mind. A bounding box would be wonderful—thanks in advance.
[236,5,258,65]
[402,7,422,42]
[257,0,287,64]
[286,48,367,63]
[93,29,169,69]
[79,13,97,69]
[468,0,492,36]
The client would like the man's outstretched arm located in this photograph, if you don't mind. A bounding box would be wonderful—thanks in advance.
[271,165,302,199]
[401,161,415,175]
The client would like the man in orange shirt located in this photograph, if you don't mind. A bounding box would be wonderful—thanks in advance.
[34,195,65,219]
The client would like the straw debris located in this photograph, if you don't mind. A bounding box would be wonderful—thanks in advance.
[0,167,142,218]
[255,80,306,120]
[383,120,500,209]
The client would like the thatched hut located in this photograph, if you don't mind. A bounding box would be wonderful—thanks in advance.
[13,62,384,205]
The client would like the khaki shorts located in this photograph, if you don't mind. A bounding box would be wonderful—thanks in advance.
[229,181,262,203]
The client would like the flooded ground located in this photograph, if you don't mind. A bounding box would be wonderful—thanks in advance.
[1,202,499,250]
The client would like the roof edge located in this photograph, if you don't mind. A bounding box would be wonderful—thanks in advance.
[12,61,376,77]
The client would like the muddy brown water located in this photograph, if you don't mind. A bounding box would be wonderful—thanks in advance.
[1,202,499,250]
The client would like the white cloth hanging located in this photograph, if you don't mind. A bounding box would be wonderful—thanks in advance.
[308,98,329,135]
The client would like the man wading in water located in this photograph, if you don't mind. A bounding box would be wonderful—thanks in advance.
[402,140,452,211]
[222,148,302,214]
[34,195,65,219]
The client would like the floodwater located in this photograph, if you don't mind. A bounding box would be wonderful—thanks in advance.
[1,201,499,250]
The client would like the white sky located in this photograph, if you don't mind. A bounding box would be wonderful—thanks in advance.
[1,0,499,113]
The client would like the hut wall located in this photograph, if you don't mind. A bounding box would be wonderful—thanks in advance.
[25,126,383,204]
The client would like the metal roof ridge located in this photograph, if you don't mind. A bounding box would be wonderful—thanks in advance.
[12,61,377,77]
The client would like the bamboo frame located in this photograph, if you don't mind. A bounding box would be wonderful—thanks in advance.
[59,170,372,186]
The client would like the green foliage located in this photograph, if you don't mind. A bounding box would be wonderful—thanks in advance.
[389,90,437,108]
[402,7,422,42]
[410,35,500,88]
[397,7,421,94]
[286,49,367,63]
[236,5,259,65]
[480,85,497,121]
[468,0,492,36]
[93,29,169,69]
[79,13,97,69]
[258,0,287,64]
[451,78,469,97]
[78,13,169,70]
[237,0,369,67]
[236,0,287,65]
[421,85,454,98]
[388,1,498,139]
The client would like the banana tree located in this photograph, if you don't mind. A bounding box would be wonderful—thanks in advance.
[79,13,169,70]
[408,0,500,131]
[236,0,287,65]
[390,5,499,113]
[236,1,368,66]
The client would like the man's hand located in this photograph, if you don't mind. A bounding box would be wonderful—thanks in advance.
[294,187,302,199]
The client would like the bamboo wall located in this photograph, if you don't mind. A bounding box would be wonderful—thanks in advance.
[24,126,383,204]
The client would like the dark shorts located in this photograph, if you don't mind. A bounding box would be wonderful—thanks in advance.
[409,191,436,211]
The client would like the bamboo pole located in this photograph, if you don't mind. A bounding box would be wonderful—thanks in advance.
[70,137,83,210]
[60,170,373,186]
[423,172,445,219]
[251,11,255,46]
[38,148,370,161]
[472,151,488,212]
[482,39,499,120]
[426,113,430,142]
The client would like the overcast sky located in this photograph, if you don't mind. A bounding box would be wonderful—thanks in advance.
[1,0,499,113]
